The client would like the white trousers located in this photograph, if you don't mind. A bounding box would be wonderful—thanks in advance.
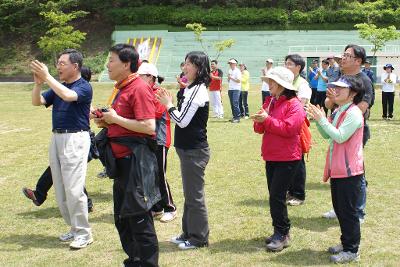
[209,90,224,117]
[49,131,91,239]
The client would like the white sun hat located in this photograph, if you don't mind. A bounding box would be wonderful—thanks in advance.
[137,62,158,77]
[261,66,296,91]
[328,78,350,88]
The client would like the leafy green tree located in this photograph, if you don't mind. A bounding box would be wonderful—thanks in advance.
[354,23,400,56]
[38,0,88,64]
[186,22,235,60]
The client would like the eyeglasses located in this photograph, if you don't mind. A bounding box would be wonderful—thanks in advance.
[341,53,355,59]
[284,62,296,67]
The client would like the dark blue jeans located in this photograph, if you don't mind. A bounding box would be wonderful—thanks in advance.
[239,91,249,117]
[228,90,241,120]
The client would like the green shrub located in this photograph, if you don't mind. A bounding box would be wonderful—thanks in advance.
[105,6,289,26]
[84,52,108,75]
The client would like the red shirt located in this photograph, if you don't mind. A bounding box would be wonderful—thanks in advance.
[107,77,156,158]
[210,69,223,91]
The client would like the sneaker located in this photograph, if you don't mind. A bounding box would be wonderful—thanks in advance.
[266,234,290,252]
[59,232,74,242]
[218,115,224,119]
[330,251,360,263]
[69,236,93,249]
[323,209,337,219]
[159,211,177,223]
[265,232,280,245]
[170,234,187,245]
[151,210,164,220]
[178,240,198,250]
[359,218,365,224]
[244,116,249,119]
[22,187,40,206]
[328,244,343,254]
[230,119,240,123]
[96,168,108,178]
[178,240,207,250]
[287,197,304,206]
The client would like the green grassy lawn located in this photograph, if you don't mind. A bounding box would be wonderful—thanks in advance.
[0,83,399,266]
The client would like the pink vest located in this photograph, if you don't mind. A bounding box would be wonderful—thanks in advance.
[323,105,364,182]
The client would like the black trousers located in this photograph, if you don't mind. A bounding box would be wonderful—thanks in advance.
[152,146,176,213]
[382,91,395,118]
[266,160,301,236]
[331,175,362,253]
[315,91,328,114]
[310,88,317,105]
[288,155,306,200]
[34,166,92,209]
[239,91,249,117]
[114,157,159,267]
[262,91,270,104]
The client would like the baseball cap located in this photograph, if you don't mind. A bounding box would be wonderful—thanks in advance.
[137,62,158,77]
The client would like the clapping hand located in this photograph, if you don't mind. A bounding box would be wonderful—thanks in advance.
[30,60,50,82]
[156,88,173,107]
[306,103,326,121]
[251,108,268,123]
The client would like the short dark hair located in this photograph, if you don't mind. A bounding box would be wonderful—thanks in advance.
[185,51,211,88]
[58,49,83,70]
[285,54,305,72]
[322,59,329,65]
[340,75,365,105]
[211,59,218,64]
[80,66,91,82]
[109,44,139,73]
[344,44,366,64]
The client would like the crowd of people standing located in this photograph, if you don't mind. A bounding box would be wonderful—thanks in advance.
[23,41,386,266]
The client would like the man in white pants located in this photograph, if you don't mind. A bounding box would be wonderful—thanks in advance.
[30,49,93,249]
[209,60,224,118]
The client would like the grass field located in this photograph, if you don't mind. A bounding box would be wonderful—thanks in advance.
[0,83,399,266]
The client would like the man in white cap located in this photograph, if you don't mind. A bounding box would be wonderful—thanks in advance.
[227,58,242,123]
[261,58,274,103]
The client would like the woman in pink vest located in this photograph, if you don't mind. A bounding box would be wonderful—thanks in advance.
[307,75,365,264]
[252,66,305,252]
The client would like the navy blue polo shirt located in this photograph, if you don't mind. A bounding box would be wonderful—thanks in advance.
[42,78,92,131]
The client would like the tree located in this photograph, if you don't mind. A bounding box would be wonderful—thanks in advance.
[354,23,400,56]
[38,0,88,64]
[186,22,235,60]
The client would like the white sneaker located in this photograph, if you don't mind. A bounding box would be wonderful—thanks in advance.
[178,240,198,250]
[59,232,74,242]
[170,234,186,245]
[69,236,93,249]
[323,209,337,219]
[159,211,177,223]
